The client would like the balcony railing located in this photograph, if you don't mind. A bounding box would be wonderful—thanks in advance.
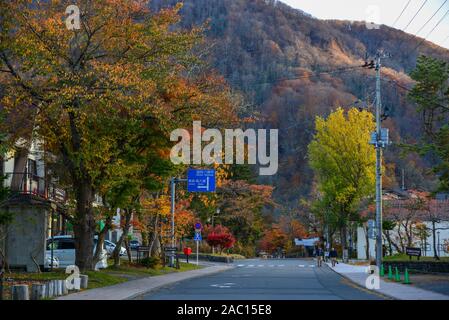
[3,172,67,203]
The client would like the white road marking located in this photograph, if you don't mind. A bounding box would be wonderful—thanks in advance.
[309,265,316,267]
[258,265,264,267]
[237,264,245,267]
[298,265,305,268]
[210,283,235,289]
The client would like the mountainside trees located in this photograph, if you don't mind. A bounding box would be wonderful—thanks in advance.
[409,55,449,193]
[150,0,446,206]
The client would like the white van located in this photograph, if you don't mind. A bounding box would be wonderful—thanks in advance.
[46,235,108,269]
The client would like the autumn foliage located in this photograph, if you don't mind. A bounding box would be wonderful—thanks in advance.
[205,224,236,252]
[259,227,289,253]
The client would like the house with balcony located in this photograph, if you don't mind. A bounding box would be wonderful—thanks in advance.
[0,132,129,271]
[0,135,69,271]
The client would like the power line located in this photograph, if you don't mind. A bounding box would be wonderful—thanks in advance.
[392,0,413,27]
[414,0,448,36]
[402,0,429,32]
[411,9,449,53]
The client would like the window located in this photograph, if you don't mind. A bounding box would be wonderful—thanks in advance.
[27,159,37,176]
[59,239,75,250]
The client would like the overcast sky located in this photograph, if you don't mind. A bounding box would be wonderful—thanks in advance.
[281,0,449,49]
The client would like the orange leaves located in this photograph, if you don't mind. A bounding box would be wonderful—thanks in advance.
[259,226,289,253]
[175,209,195,238]
[141,195,171,218]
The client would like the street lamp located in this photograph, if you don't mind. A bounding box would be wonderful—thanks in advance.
[214,208,220,227]
[209,208,220,254]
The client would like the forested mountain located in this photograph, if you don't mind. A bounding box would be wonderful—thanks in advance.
[151,0,447,207]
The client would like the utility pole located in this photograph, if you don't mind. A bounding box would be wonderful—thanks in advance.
[365,53,390,269]
[169,177,187,267]
[170,177,176,267]
[375,54,383,270]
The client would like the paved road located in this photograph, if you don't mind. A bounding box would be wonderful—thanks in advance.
[137,259,387,300]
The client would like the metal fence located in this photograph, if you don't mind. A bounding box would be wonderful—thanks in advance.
[3,172,66,203]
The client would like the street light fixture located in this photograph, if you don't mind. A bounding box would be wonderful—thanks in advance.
[210,208,220,254]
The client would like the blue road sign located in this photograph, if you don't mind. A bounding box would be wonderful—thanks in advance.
[195,222,202,230]
[194,232,202,241]
[187,169,216,192]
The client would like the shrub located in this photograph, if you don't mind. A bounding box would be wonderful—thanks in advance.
[139,256,160,269]
[205,225,236,252]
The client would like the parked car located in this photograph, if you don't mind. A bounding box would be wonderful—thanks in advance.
[103,239,126,256]
[44,253,59,270]
[46,235,108,269]
[129,240,140,250]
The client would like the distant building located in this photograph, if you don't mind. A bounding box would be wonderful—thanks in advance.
[356,189,449,260]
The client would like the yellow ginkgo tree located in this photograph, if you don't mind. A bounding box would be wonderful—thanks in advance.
[308,108,376,256]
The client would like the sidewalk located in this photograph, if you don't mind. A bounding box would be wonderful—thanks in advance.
[327,262,449,300]
[57,263,233,300]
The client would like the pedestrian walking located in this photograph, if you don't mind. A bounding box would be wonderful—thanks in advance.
[315,245,324,267]
[329,247,338,267]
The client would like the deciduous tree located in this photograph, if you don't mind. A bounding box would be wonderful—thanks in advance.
[308,108,376,258]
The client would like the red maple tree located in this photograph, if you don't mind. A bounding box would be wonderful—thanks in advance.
[206,225,236,253]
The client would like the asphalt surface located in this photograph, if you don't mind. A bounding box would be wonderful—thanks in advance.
[409,273,449,296]
[137,258,387,300]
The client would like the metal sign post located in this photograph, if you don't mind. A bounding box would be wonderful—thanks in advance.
[169,170,215,267]
[196,238,199,266]
[194,222,202,266]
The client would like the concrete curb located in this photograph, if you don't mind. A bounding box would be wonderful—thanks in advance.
[56,264,233,300]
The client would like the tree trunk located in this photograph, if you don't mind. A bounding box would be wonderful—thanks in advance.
[125,239,132,262]
[386,230,393,256]
[151,234,161,257]
[148,215,159,256]
[432,220,439,260]
[340,225,348,262]
[73,182,96,272]
[113,208,132,267]
[93,216,111,267]
[397,224,405,253]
